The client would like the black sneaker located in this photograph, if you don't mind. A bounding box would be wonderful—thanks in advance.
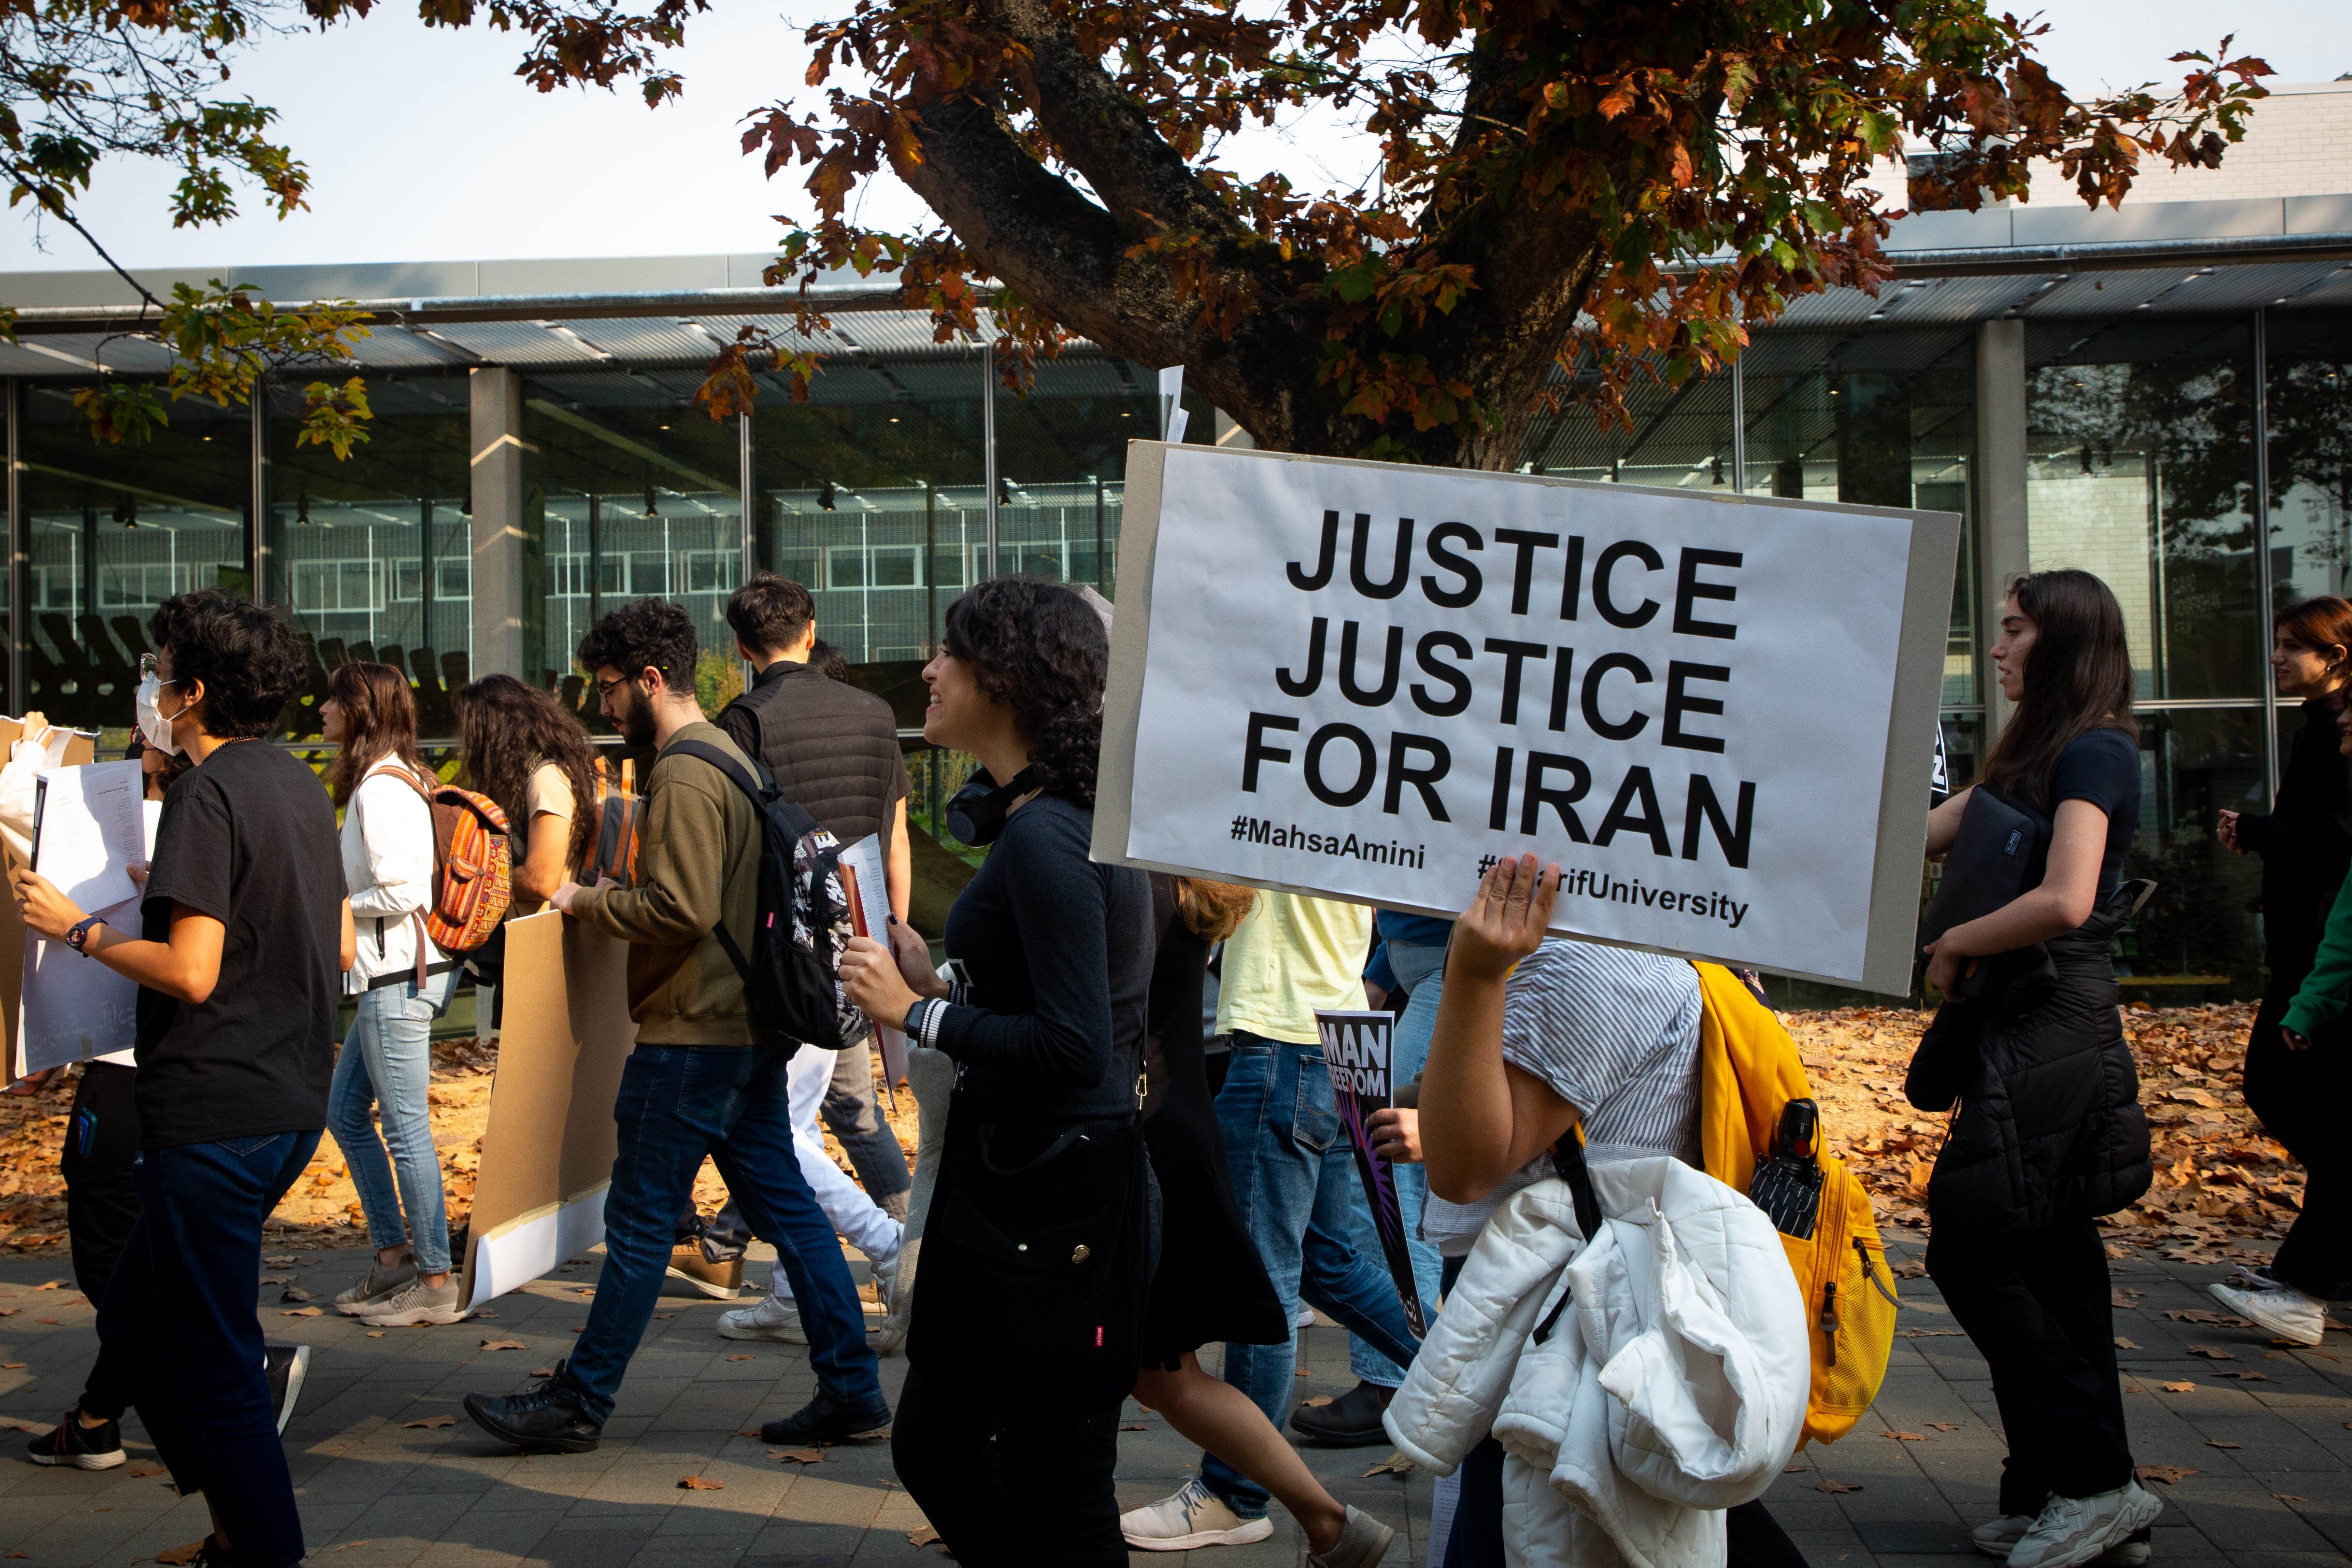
[26,1407,126,1470]
[758,1386,891,1445]
[264,1343,311,1437]
[464,1360,604,1454]
[1289,1380,1395,1446]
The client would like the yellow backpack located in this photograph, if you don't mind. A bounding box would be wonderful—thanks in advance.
[1690,963,1897,1447]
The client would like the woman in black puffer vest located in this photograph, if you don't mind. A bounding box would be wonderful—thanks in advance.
[2213,596,2352,1332]
[1910,569,2156,1568]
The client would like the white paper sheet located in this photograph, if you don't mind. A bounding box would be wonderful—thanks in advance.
[33,759,147,914]
[835,833,908,1103]
[17,798,159,1074]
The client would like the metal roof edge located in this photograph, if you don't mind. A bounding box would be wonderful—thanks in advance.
[2,282,928,337]
[1881,229,2352,278]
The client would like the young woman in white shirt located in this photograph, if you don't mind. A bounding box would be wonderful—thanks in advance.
[323,661,468,1327]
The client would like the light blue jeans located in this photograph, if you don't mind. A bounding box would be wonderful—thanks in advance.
[328,968,460,1274]
[1349,940,1449,1386]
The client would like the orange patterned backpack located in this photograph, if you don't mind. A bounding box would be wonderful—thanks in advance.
[399,766,513,954]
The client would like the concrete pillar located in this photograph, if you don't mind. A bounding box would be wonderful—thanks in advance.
[1975,318,2030,739]
[470,368,528,681]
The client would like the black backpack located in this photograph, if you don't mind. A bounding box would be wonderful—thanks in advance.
[667,740,866,1050]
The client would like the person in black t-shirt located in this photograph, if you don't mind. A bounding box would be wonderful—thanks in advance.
[1915,569,2158,1568]
[15,590,349,1568]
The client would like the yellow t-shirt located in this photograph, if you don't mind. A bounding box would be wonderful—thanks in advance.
[1214,891,1373,1046]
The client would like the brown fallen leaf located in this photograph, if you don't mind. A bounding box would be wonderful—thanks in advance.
[1891,1259,1926,1278]
[0,1308,14,1316]
[0,1416,40,1431]
[2137,1465,2197,1485]
[1927,1422,1961,1431]
[1817,1479,1861,1494]
[2217,1370,2270,1381]
[1,1362,26,1369]
[847,1425,892,1441]
[2186,1346,2236,1360]
[530,1368,555,1379]
[330,1542,376,1553]
[1295,1368,1312,1377]
[281,1307,322,1317]
[257,1276,291,1286]
[2275,1494,2307,1503]
[33,1280,60,1290]
[365,1331,385,1339]
[1122,1423,1147,1431]
[2167,1310,2250,1326]
[771,1448,826,1465]
[403,1415,457,1429]
[2161,1382,2198,1393]
[678,1475,724,1490]
[2111,1293,2140,1310]
[280,1287,315,1304]
[910,1525,942,1548]
[1882,1431,1928,1442]
[1783,1463,1809,1473]
[1301,1395,1335,1407]
[2115,1337,2141,1350]
[1363,1452,1414,1476]
[725,1354,754,1362]
[156,1543,208,1566]
[479,1339,526,1352]
[2207,1440,2242,1449]
[131,1465,164,1476]
[263,1255,297,1267]
[33,1317,58,1325]
[736,1429,763,1439]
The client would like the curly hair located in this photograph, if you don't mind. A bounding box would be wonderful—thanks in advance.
[148,588,307,738]
[457,673,602,872]
[577,598,698,691]
[941,578,1106,809]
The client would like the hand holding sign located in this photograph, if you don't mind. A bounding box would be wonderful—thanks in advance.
[1452,853,1561,984]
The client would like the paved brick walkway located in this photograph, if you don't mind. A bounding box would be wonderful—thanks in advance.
[3,1232,2349,1567]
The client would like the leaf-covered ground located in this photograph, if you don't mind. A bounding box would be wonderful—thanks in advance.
[0,1005,2281,1268]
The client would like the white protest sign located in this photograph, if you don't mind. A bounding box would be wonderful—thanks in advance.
[1095,443,1958,993]
[19,799,159,1073]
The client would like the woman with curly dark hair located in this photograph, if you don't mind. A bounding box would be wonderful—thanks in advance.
[839,577,1155,1566]
[455,673,601,910]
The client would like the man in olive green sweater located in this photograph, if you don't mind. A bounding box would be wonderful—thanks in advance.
[463,598,886,1454]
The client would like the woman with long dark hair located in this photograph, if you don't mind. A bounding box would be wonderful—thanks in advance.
[455,673,600,910]
[2211,597,2352,1341]
[1913,569,2158,1568]
[323,662,469,1327]
[837,578,1155,1565]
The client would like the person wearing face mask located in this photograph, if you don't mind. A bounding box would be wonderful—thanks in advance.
[320,661,469,1328]
[2208,597,2352,1343]
[14,590,353,1568]
[461,597,886,1456]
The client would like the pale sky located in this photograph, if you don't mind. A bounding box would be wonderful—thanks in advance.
[0,0,2345,276]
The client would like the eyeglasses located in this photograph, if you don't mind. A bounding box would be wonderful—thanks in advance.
[592,673,632,700]
[138,654,181,687]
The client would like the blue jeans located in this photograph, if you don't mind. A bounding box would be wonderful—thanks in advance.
[564,1043,882,1425]
[328,969,459,1274]
[1349,944,1448,1385]
[100,1131,321,1567]
[1203,1032,1423,1518]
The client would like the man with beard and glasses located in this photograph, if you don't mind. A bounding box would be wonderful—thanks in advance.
[462,597,887,1452]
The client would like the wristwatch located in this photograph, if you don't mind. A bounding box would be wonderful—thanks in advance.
[65,914,107,954]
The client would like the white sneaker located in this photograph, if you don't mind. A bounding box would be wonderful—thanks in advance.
[2210,1280,2324,1346]
[2009,1482,2164,1568]
[718,1295,806,1343]
[873,1239,915,1356]
[1975,1516,2037,1558]
[1975,1516,2148,1565]
[1119,1478,1276,1551]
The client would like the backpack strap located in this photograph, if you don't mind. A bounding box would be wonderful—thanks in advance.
[664,739,772,986]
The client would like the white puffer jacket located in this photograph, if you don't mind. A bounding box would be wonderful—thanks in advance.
[1383,1157,1811,1568]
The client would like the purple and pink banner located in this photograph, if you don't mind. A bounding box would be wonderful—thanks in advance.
[1315,1007,1426,1339]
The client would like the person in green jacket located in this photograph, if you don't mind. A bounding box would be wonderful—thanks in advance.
[2266,695,2352,1347]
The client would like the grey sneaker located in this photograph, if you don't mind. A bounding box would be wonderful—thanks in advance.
[2009,1483,2164,1568]
[359,1276,468,1327]
[1975,1517,2148,1565]
[335,1259,418,1316]
[1306,1504,1395,1568]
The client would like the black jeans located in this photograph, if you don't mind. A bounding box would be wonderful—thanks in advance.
[2245,994,2352,1297]
[892,1366,1126,1567]
[1929,1215,2134,1515]
[104,1132,321,1567]
[63,1063,141,1422]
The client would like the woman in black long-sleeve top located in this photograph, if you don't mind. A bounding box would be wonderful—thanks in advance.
[2215,595,2352,1314]
[840,579,1154,1567]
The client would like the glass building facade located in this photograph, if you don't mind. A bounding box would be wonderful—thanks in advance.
[3,249,2348,984]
